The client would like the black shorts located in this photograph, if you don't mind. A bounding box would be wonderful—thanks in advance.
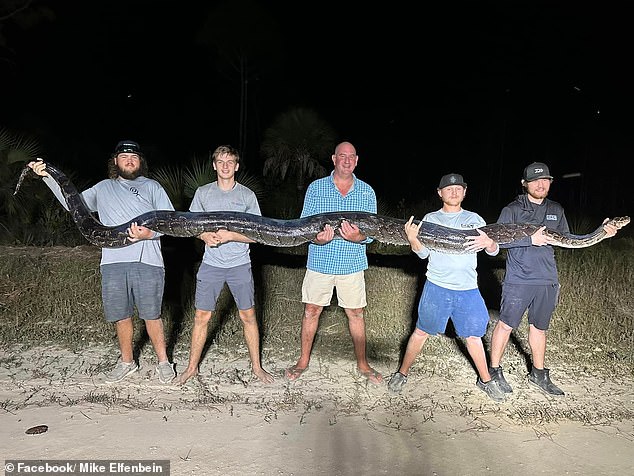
[499,283,560,330]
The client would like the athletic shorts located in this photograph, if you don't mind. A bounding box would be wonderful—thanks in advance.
[416,281,490,337]
[499,282,560,330]
[100,262,165,323]
[301,269,367,309]
[194,262,255,311]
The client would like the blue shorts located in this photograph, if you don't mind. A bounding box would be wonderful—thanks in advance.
[194,262,255,311]
[100,262,165,322]
[416,281,490,337]
[499,283,560,330]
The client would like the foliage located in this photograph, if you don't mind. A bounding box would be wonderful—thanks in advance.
[261,107,337,191]
[151,154,266,210]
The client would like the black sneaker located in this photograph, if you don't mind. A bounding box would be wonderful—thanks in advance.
[528,367,565,396]
[489,366,513,393]
[476,378,506,402]
[387,372,408,394]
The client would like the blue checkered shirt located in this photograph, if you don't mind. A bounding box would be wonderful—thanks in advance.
[301,173,377,275]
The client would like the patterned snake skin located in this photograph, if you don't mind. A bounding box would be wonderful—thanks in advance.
[15,162,630,253]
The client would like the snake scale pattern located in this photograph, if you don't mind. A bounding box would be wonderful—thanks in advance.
[15,162,630,253]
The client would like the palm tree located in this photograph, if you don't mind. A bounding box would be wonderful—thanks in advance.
[152,154,265,211]
[261,107,336,192]
[0,127,42,240]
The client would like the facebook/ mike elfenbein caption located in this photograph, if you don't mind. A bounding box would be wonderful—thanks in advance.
[4,460,170,475]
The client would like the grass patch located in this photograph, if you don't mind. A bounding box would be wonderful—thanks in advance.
[1,239,633,376]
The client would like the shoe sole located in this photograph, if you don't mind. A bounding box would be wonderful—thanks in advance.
[105,366,139,384]
[477,381,506,402]
[388,374,407,393]
[528,380,565,396]
[157,365,175,384]
[477,387,505,402]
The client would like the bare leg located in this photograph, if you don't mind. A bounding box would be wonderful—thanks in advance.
[528,324,547,369]
[489,320,513,368]
[144,317,169,363]
[465,336,491,381]
[345,307,382,384]
[398,328,429,375]
[286,303,323,380]
[115,317,134,363]
[174,309,212,385]
[239,307,273,383]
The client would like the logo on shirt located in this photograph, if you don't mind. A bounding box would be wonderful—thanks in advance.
[546,214,557,221]
[129,187,140,197]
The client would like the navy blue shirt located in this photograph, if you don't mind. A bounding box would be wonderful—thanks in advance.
[497,194,569,285]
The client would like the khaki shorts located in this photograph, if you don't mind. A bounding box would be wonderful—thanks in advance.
[301,269,367,308]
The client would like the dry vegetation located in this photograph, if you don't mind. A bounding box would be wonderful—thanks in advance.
[1,240,633,427]
[1,239,632,372]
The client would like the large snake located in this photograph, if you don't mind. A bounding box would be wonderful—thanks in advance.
[14,162,630,252]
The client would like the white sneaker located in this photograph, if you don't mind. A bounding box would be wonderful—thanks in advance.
[156,361,175,383]
[105,360,139,383]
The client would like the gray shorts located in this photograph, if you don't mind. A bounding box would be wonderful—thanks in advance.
[499,282,560,330]
[194,262,255,311]
[100,262,165,322]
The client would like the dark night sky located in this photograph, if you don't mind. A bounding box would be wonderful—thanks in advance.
[2,0,633,217]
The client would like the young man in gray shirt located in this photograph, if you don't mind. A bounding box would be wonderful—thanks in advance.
[29,140,176,384]
[174,145,273,385]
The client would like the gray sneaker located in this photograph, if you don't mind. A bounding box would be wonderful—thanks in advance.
[476,378,506,402]
[156,361,176,384]
[489,366,513,393]
[105,360,139,383]
[528,367,564,396]
[387,372,408,393]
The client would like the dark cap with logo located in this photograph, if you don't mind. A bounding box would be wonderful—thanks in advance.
[523,162,553,181]
[113,140,143,156]
[438,173,467,189]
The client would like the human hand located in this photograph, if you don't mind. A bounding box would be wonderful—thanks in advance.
[602,218,618,238]
[531,226,554,246]
[315,224,335,244]
[199,231,222,247]
[464,229,495,253]
[404,216,422,242]
[27,158,50,177]
[127,222,153,242]
[338,220,364,242]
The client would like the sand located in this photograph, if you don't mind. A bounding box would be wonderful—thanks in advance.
[2,342,633,476]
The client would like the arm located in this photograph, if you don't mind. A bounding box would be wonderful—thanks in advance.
[301,181,335,245]
[29,160,70,211]
[497,206,539,249]
[464,229,499,255]
[405,216,429,259]
[128,182,174,242]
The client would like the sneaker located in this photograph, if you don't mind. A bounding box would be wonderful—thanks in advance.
[476,378,506,402]
[528,367,565,396]
[105,360,139,383]
[156,361,176,384]
[387,372,408,393]
[489,366,513,393]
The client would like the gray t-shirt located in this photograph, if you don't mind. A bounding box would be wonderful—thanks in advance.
[43,175,174,267]
[189,181,260,269]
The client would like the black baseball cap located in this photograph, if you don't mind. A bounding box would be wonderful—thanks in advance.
[523,162,553,181]
[113,140,143,156]
[438,173,467,189]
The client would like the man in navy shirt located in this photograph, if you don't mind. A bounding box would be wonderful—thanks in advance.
[488,162,619,396]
